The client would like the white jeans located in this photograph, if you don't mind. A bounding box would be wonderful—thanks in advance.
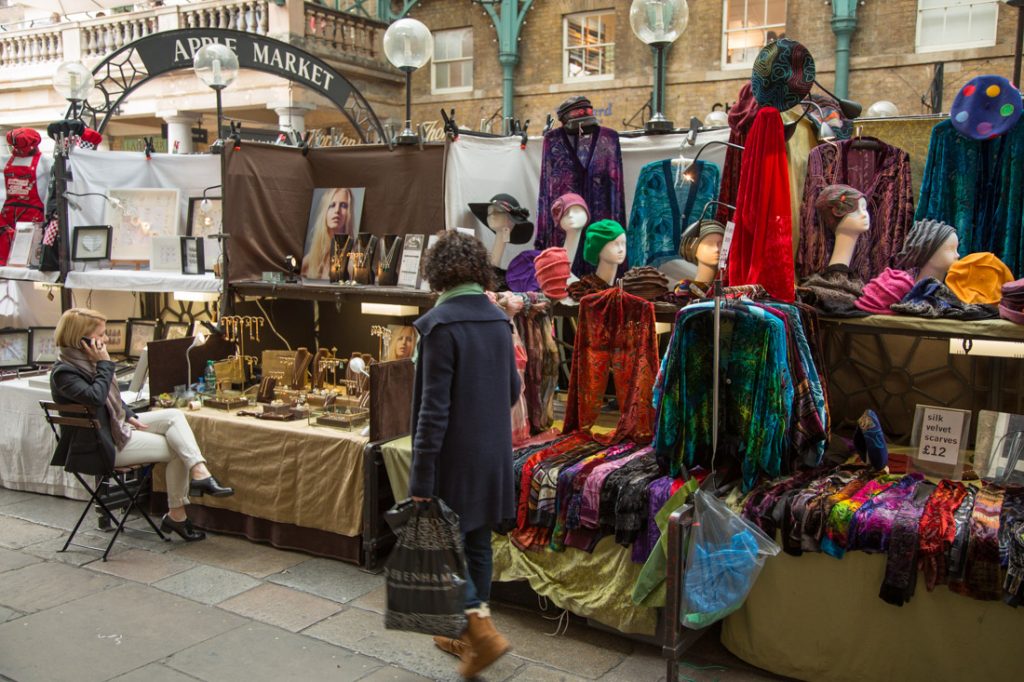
[115,409,205,509]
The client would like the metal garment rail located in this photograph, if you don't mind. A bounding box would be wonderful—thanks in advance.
[662,503,705,680]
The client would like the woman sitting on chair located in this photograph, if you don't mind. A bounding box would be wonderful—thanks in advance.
[50,308,233,542]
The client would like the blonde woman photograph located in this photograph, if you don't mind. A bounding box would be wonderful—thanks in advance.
[301,187,364,280]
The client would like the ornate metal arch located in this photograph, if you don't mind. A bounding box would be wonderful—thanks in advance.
[69,28,385,143]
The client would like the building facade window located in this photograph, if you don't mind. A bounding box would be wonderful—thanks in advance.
[916,0,999,53]
[722,0,787,68]
[563,10,615,83]
[432,27,473,94]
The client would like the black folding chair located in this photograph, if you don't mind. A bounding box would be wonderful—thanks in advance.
[40,401,168,560]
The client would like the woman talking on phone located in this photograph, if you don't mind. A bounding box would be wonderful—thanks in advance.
[50,308,234,542]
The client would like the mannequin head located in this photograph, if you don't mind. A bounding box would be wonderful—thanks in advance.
[922,232,960,280]
[695,233,723,269]
[551,193,590,232]
[815,184,867,234]
[487,204,515,242]
[680,219,727,265]
[599,234,627,265]
[896,219,959,278]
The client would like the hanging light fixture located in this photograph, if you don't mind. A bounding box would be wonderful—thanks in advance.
[52,61,94,119]
[629,0,689,134]
[193,43,240,143]
[383,18,434,145]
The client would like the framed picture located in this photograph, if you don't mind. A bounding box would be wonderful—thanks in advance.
[27,224,45,268]
[150,236,181,272]
[163,322,190,340]
[186,197,221,273]
[126,319,157,359]
[397,233,425,288]
[0,329,30,368]
[29,327,57,364]
[180,237,205,275]
[104,319,128,355]
[71,225,112,261]
[301,187,366,281]
[6,223,36,267]
[105,188,181,262]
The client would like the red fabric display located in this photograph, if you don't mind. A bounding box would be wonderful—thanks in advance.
[562,287,659,445]
[2,129,46,264]
[727,107,795,302]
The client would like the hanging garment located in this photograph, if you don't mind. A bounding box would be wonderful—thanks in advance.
[727,108,795,302]
[917,479,970,591]
[626,159,721,268]
[654,302,791,489]
[513,300,558,434]
[798,138,915,281]
[716,83,761,224]
[1,152,46,264]
[534,126,626,276]
[949,486,1006,601]
[563,288,659,445]
[879,480,937,607]
[916,119,1024,276]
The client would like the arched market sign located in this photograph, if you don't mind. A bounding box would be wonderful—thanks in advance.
[77,28,385,143]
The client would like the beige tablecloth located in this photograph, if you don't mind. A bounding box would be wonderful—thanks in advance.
[153,408,368,537]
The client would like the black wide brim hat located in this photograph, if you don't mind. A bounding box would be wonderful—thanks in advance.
[468,193,535,245]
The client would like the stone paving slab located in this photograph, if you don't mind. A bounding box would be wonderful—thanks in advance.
[507,665,590,681]
[3,494,90,531]
[267,557,383,604]
[0,605,20,623]
[0,545,41,573]
[218,583,344,633]
[168,533,308,577]
[305,606,525,682]
[153,564,261,605]
[0,561,121,613]
[110,662,205,682]
[0,488,37,507]
[164,622,388,682]
[23,532,131,566]
[0,515,63,549]
[0,583,246,682]
[350,584,386,615]
[358,665,434,681]
[88,548,196,584]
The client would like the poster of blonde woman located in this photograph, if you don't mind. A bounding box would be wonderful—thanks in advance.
[301,187,365,280]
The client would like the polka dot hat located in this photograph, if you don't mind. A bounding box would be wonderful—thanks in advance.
[950,75,1023,141]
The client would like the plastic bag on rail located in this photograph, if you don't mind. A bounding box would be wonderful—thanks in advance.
[383,498,468,638]
[681,488,780,629]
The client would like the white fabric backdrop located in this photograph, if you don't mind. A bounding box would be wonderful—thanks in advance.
[444,129,731,272]
[65,149,221,272]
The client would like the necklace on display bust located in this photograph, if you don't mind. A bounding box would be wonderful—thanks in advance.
[379,236,400,272]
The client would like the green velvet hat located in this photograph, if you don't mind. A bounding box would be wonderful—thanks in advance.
[583,219,625,266]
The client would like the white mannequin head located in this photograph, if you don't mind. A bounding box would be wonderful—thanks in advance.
[695,233,723,270]
[836,197,870,235]
[925,232,960,278]
[560,205,589,231]
[487,205,514,243]
[600,234,627,266]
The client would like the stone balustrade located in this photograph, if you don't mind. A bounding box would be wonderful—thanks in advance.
[304,3,383,62]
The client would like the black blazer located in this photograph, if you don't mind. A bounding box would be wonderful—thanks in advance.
[49,360,135,476]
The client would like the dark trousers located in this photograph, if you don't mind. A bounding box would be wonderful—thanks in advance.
[462,526,493,609]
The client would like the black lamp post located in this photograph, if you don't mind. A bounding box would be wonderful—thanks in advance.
[629,0,689,134]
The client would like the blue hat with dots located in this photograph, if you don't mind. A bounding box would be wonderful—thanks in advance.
[950,75,1022,141]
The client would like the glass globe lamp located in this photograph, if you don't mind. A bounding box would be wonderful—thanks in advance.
[383,18,434,144]
[629,0,690,133]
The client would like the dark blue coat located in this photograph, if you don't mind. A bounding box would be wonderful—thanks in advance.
[408,294,521,532]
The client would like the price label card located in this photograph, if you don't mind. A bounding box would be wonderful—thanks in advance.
[718,220,736,271]
[915,406,968,466]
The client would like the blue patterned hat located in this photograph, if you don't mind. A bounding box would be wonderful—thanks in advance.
[750,39,816,112]
[950,75,1023,141]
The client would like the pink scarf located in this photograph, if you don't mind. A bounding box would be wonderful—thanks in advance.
[58,347,132,450]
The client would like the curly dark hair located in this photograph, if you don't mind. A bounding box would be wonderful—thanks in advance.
[421,230,497,292]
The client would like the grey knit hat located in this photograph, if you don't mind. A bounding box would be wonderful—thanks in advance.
[895,219,957,270]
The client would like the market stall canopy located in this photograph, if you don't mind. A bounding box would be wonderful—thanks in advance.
[13,0,125,15]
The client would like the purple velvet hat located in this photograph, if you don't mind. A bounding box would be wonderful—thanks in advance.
[950,75,1023,141]
[506,250,541,292]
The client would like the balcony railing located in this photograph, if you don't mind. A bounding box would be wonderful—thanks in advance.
[0,0,399,69]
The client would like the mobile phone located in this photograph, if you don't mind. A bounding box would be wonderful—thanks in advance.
[80,337,94,348]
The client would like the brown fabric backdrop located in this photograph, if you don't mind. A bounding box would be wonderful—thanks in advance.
[224,143,445,281]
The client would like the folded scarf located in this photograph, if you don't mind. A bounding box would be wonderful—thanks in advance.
[1004,519,1024,606]
[797,264,869,318]
[822,475,901,558]
[918,480,970,591]
[879,480,937,606]
[950,486,1005,600]
[847,473,924,553]
[890,277,999,320]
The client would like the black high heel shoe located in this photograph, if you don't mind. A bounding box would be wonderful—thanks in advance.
[189,475,234,498]
[160,514,206,542]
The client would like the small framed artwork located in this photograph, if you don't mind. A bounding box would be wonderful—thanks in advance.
[150,236,181,272]
[0,329,31,368]
[104,319,128,355]
[27,224,45,268]
[29,327,57,364]
[180,237,205,275]
[397,233,425,288]
[163,322,190,340]
[126,319,157,359]
[186,197,221,273]
[6,224,37,267]
[71,225,112,261]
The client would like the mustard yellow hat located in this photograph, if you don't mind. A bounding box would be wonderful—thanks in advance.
[945,252,1013,304]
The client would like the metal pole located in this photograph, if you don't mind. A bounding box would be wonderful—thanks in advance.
[1014,7,1023,89]
[405,69,412,130]
[653,43,666,117]
[215,86,224,142]
[54,139,73,311]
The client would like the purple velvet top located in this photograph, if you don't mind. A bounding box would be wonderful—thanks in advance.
[534,126,625,277]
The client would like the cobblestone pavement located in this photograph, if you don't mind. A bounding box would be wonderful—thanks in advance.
[0,488,786,682]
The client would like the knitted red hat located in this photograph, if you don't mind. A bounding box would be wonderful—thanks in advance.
[79,127,103,149]
[6,128,41,156]
[534,247,570,300]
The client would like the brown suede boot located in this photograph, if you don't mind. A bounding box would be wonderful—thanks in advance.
[458,612,511,679]
[432,635,469,659]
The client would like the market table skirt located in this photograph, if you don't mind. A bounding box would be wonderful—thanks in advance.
[151,407,368,562]
[721,550,1023,682]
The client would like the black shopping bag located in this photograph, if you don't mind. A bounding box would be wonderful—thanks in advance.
[383,498,468,638]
